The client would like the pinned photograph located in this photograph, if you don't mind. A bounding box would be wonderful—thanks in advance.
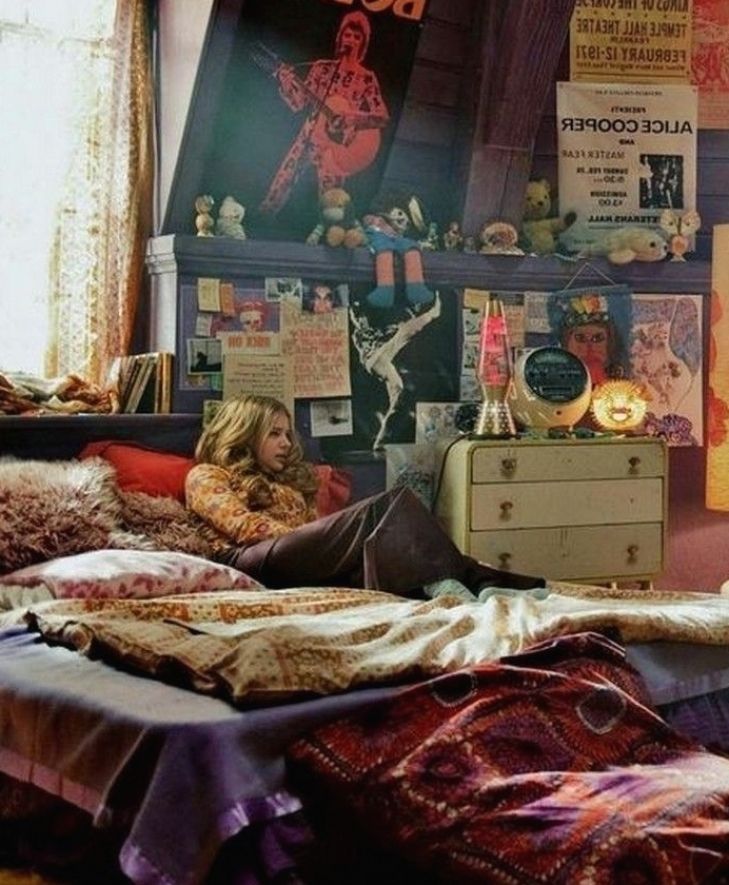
[265,277,303,302]
[310,399,353,437]
[187,337,223,375]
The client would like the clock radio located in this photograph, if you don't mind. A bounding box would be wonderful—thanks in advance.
[508,346,592,430]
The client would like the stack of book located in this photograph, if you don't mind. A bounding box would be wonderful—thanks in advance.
[107,352,174,413]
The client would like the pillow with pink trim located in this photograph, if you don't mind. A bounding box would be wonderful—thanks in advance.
[0,549,261,600]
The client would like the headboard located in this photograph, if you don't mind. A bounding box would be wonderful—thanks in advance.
[0,414,203,460]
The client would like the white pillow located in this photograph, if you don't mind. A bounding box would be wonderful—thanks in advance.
[0,583,54,611]
[0,549,261,600]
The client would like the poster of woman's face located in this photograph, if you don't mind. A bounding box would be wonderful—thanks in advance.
[302,282,350,313]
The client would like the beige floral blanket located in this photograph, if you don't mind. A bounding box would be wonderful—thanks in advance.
[9,582,729,705]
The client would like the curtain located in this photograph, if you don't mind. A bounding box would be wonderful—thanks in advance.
[46,0,153,384]
[707,224,729,511]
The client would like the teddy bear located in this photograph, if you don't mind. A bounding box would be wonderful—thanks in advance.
[194,194,215,237]
[598,226,668,264]
[306,187,366,248]
[215,195,246,239]
[520,178,576,255]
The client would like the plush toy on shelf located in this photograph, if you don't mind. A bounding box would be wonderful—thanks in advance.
[479,220,524,255]
[659,208,702,261]
[520,178,576,255]
[306,187,366,248]
[362,190,435,309]
[443,220,464,251]
[194,194,215,237]
[215,195,247,239]
[599,226,668,264]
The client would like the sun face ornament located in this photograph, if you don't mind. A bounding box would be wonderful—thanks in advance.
[589,379,649,432]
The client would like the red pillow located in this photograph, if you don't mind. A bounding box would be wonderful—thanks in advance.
[79,442,194,502]
[79,441,352,513]
[314,464,351,516]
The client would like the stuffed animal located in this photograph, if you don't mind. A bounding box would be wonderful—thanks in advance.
[479,221,524,255]
[215,195,246,239]
[521,178,576,255]
[306,187,365,248]
[659,209,701,261]
[419,222,440,251]
[194,195,215,237]
[362,190,435,309]
[600,226,668,264]
[443,221,464,252]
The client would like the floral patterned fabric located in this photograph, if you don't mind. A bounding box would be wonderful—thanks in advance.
[288,632,729,884]
[12,582,729,706]
[185,464,317,551]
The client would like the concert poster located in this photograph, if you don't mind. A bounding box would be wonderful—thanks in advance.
[176,0,429,241]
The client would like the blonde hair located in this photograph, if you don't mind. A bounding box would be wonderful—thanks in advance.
[195,395,318,498]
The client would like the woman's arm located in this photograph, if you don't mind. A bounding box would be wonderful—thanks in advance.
[186,464,293,545]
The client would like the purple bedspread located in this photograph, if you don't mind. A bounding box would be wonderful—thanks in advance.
[0,627,399,885]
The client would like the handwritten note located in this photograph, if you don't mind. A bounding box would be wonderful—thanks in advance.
[223,353,293,415]
[197,278,221,311]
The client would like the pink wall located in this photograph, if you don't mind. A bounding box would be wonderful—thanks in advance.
[656,447,729,592]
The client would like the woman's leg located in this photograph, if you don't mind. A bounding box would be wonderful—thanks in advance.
[222,486,544,594]
[223,486,404,589]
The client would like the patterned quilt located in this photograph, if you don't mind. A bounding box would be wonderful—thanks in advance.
[10,581,729,705]
[288,632,729,884]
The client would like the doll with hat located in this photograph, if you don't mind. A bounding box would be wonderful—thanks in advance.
[362,190,434,309]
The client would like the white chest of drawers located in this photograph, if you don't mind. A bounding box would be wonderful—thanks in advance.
[434,436,667,584]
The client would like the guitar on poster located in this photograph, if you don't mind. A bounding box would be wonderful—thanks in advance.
[253,11,390,216]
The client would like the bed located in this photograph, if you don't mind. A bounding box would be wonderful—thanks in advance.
[3,420,729,884]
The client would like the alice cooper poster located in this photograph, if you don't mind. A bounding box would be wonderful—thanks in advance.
[170,0,429,240]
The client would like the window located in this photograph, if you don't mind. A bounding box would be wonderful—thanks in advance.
[0,0,151,383]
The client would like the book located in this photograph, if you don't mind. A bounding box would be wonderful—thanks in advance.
[113,352,175,414]
[124,354,157,414]
[154,352,174,414]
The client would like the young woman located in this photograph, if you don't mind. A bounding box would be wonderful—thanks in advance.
[186,394,544,596]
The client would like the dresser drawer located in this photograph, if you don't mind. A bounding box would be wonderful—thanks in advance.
[469,523,664,581]
[471,440,665,484]
[471,478,664,530]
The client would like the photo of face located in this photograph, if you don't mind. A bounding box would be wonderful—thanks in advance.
[312,285,334,314]
[240,307,265,331]
[563,322,610,385]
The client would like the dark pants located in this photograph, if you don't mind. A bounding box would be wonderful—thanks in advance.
[219,486,544,596]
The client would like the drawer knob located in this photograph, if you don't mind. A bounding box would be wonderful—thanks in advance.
[628,456,641,474]
[499,500,514,519]
[498,552,512,569]
[501,457,517,476]
[627,544,639,562]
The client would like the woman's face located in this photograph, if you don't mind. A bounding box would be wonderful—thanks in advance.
[255,411,293,473]
[564,322,609,363]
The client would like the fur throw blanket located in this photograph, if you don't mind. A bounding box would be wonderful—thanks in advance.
[0,457,216,574]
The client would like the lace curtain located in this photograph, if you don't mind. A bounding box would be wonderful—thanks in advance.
[45,0,153,384]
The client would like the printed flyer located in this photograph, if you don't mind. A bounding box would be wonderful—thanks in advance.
[557,81,698,251]
[570,0,693,83]
[692,0,729,129]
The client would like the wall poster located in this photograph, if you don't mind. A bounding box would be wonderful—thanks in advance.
[557,81,698,251]
[692,0,729,129]
[569,0,693,84]
[164,0,429,239]
[522,288,703,445]
[631,293,703,445]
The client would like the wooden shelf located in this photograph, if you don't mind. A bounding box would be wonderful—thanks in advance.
[0,413,202,459]
[147,234,712,295]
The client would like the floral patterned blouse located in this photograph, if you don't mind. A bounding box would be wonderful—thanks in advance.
[185,464,317,550]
